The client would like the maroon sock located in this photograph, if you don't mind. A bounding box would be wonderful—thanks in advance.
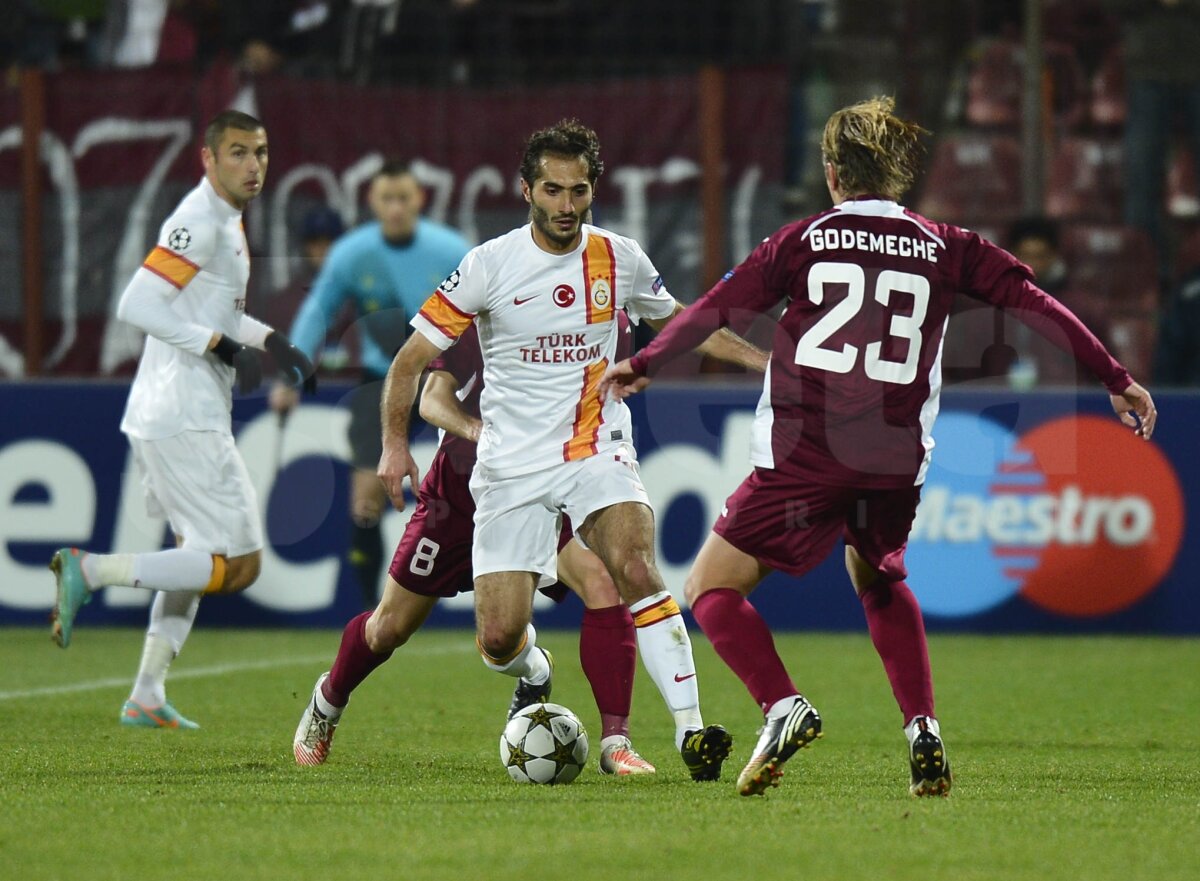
[690,588,798,714]
[323,611,393,708]
[580,604,635,739]
[859,580,934,722]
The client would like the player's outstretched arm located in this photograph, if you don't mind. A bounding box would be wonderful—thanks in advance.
[1111,381,1158,440]
[644,302,768,372]
[379,333,442,510]
[599,358,651,403]
[419,370,481,442]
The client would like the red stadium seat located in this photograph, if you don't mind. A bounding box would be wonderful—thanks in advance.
[917,134,1023,225]
[1106,313,1158,380]
[965,40,1022,128]
[1167,147,1200,219]
[1060,224,1160,312]
[1090,46,1126,129]
[1045,136,1123,222]
[965,39,1088,130]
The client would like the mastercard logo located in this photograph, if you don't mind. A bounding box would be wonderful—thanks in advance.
[907,413,1184,618]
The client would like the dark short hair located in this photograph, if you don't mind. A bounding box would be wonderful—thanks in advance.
[374,158,415,181]
[519,119,603,186]
[1007,216,1060,251]
[204,110,265,154]
[301,206,345,242]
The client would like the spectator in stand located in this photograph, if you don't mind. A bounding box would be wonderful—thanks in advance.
[1005,217,1116,387]
[228,1,341,78]
[1113,0,1200,278]
[1153,263,1200,384]
[18,0,107,68]
[260,205,346,363]
[943,217,1114,388]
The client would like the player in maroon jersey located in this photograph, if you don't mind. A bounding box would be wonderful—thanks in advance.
[294,313,658,776]
[601,96,1158,798]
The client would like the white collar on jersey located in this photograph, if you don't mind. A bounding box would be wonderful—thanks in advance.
[198,176,245,221]
[802,198,945,247]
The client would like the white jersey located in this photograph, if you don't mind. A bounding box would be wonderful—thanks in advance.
[411,223,675,479]
[121,177,253,440]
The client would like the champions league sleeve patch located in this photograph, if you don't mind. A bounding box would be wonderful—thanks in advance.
[651,275,664,293]
[438,269,461,295]
[167,227,192,251]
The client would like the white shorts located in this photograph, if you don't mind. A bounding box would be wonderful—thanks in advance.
[128,431,264,557]
[469,444,651,589]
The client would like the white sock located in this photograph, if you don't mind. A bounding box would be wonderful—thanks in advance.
[129,590,201,706]
[478,623,549,682]
[84,549,214,592]
[628,591,703,746]
[314,686,343,719]
[766,695,802,720]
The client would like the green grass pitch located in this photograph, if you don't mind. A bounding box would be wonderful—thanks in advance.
[1,626,1197,881]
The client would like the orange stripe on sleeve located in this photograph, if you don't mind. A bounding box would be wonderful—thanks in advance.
[417,291,475,341]
[563,359,608,462]
[632,595,682,628]
[142,246,201,290]
[582,233,615,325]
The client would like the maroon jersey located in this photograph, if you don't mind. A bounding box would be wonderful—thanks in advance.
[632,198,1132,488]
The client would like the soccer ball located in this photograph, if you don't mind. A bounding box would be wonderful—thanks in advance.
[499,702,589,784]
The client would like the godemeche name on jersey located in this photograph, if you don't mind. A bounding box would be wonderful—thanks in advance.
[809,227,940,263]
[520,332,604,364]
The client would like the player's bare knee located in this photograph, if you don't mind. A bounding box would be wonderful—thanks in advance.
[844,546,879,596]
[220,551,262,593]
[613,553,660,598]
[365,610,410,652]
[476,626,524,663]
[683,573,707,607]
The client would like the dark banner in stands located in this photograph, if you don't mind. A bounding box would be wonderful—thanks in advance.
[1,382,1195,633]
[0,66,787,376]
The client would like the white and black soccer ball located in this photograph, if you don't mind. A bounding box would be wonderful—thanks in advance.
[499,702,589,784]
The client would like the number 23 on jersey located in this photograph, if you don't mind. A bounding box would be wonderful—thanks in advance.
[793,261,931,386]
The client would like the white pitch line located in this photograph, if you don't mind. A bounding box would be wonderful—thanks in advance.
[0,641,472,702]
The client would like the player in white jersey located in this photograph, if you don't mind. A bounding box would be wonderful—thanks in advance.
[48,110,315,729]
[378,120,767,781]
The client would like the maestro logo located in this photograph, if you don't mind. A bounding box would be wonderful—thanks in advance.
[907,413,1183,618]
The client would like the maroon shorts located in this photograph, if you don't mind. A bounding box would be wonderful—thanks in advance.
[388,452,572,600]
[713,467,922,581]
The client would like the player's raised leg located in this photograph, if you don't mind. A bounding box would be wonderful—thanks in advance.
[580,500,732,781]
[557,538,654,776]
[295,576,439,765]
[686,533,822,796]
[49,545,228,649]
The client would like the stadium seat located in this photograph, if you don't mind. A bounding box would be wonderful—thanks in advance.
[917,134,1023,226]
[965,39,1088,130]
[1106,313,1158,380]
[1060,223,1160,313]
[1045,136,1123,222]
[1167,148,1200,218]
[1173,226,1200,281]
[1090,46,1126,129]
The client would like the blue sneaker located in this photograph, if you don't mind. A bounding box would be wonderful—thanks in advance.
[120,699,200,730]
[49,548,93,648]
